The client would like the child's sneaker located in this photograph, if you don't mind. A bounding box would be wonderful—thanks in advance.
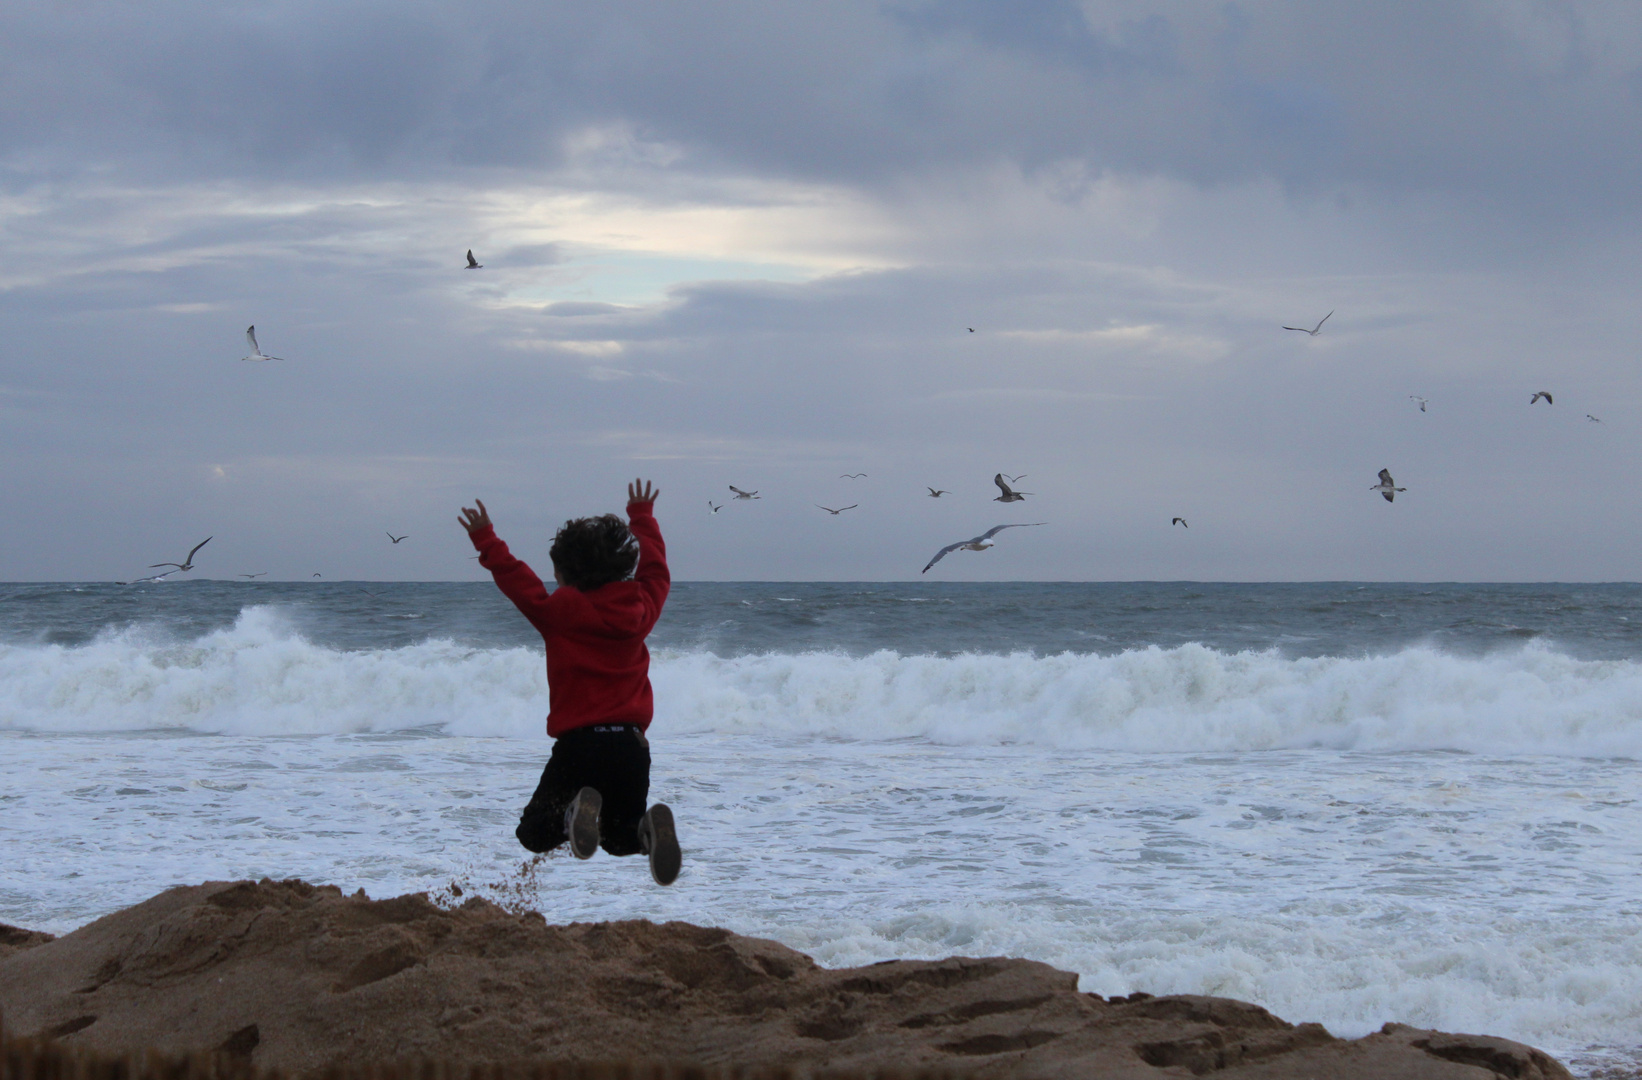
[564,787,602,859]
[638,804,681,885]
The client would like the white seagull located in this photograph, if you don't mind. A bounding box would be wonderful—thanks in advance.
[1410,396,1429,412]
[993,474,1031,503]
[815,504,858,515]
[238,572,268,579]
[840,473,868,479]
[1531,391,1553,405]
[1371,469,1406,503]
[465,250,483,269]
[728,486,760,499]
[1172,517,1188,528]
[241,326,283,362]
[1587,414,1603,423]
[150,536,212,572]
[387,532,408,544]
[1283,311,1333,337]
[927,487,949,497]
[922,523,1047,574]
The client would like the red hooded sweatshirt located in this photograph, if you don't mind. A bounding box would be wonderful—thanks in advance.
[469,500,669,736]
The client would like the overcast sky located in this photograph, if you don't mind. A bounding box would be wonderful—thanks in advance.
[5,1,1642,581]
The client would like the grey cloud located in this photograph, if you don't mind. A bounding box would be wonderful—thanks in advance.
[4,3,1642,219]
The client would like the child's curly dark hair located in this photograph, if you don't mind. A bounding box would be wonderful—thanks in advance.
[549,514,639,591]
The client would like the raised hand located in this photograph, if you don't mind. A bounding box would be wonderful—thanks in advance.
[627,478,660,504]
[457,498,493,534]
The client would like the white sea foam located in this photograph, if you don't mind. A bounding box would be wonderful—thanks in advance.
[3,605,1642,756]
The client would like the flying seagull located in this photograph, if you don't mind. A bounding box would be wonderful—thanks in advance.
[1283,311,1333,337]
[237,572,267,579]
[1172,518,1188,528]
[465,250,482,269]
[708,501,722,513]
[1371,469,1406,503]
[1587,414,1603,423]
[387,532,408,544]
[993,474,1032,503]
[729,486,760,500]
[1531,391,1553,405]
[1410,396,1429,412]
[967,327,975,333]
[922,523,1047,574]
[840,473,868,479]
[150,536,212,572]
[927,488,949,497]
[815,504,858,515]
[241,326,283,362]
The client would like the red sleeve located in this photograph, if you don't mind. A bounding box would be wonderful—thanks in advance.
[626,500,670,633]
[469,525,555,630]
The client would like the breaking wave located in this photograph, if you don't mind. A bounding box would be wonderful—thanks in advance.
[2,606,1641,755]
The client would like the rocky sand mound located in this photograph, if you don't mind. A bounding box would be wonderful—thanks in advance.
[0,879,1569,1079]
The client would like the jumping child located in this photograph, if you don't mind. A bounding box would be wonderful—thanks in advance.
[458,479,680,885]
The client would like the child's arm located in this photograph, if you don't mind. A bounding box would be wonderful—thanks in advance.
[459,499,555,623]
[625,479,670,630]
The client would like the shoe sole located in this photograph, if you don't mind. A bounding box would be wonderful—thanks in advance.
[644,804,681,886]
[567,787,601,859]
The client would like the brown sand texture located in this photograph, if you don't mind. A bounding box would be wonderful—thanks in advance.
[0,879,1571,1080]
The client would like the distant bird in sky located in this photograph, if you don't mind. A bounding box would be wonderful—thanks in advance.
[1410,396,1429,412]
[729,486,760,500]
[1587,414,1603,423]
[150,536,212,572]
[1172,518,1188,528]
[1371,469,1406,503]
[386,532,408,544]
[927,487,949,497]
[967,327,975,333]
[708,501,722,513]
[238,572,267,579]
[312,573,322,578]
[815,504,858,515]
[840,473,868,479]
[1283,311,1333,337]
[922,523,1047,574]
[465,250,482,269]
[993,474,1031,503]
[1531,391,1553,405]
[1002,473,1026,485]
[240,326,282,362]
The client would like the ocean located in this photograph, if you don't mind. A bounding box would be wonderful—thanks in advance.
[2,580,1640,1076]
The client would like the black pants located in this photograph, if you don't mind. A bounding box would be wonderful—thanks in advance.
[516,725,651,856]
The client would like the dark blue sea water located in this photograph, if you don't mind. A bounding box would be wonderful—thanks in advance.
[4,580,1642,659]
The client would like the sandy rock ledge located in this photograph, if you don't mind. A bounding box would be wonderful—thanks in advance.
[0,879,1570,1079]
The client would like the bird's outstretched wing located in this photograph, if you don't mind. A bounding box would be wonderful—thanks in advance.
[921,540,968,573]
[466,250,481,268]
[1314,310,1333,333]
[993,474,1013,495]
[1382,489,1395,502]
[246,326,260,353]
[977,522,1047,542]
[186,536,212,563]
[1378,469,1394,485]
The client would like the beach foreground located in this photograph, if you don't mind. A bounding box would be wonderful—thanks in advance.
[0,879,1570,1079]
